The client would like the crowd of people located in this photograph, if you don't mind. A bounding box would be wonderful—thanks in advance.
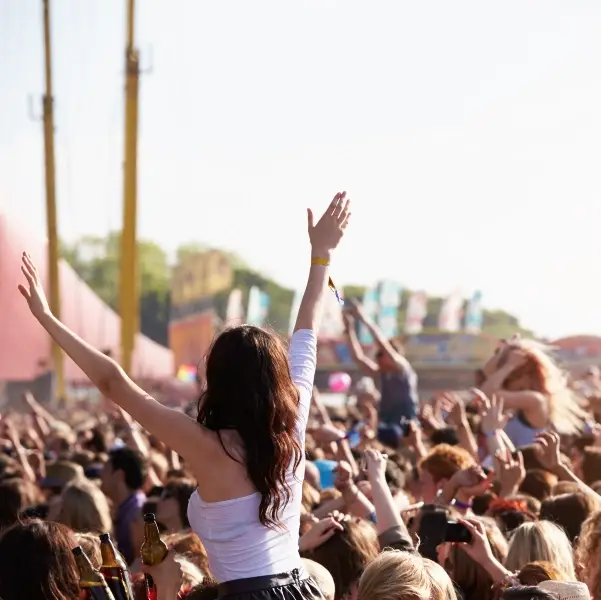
[2,195,601,600]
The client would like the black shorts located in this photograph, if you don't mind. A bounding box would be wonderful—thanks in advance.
[218,568,324,600]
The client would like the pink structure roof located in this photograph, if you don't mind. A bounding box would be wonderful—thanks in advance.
[0,211,173,382]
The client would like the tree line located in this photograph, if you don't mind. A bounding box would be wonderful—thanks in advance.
[61,232,531,348]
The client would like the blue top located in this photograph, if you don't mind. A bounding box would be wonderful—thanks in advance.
[115,491,146,565]
[379,367,419,424]
[313,459,338,490]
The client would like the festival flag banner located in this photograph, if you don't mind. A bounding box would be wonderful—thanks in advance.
[225,288,244,326]
[464,290,483,334]
[376,281,402,339]
[288,290,302,336]
[405,291,428,334]
[438,289,464,333]
[320,289,345,339]
[247,286,270,326]
[359,286,379,344]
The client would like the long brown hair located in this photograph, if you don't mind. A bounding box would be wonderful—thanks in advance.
[197,325,302,529]
[0,519,80,600]
[306,519,379,600]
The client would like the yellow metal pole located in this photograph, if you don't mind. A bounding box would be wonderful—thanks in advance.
[119,0,140,375]
[41,0,65,403]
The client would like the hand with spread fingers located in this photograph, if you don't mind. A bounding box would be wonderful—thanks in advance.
[308,191,351,258]
[475,392,508,434]
[299,517,344,552]
[18,252,50,320]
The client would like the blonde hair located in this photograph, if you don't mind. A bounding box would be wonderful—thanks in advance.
[575,510,601,600]
[501,340,586,435]
[58,478,112,534]
[358,550,431,600]
[505,521,575,579]
[423,559,458,600]
[74,532,102,569]
[175,555,204,589]
[302,481,321,512]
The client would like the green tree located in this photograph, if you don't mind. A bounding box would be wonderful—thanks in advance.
[61,232,171,345]
[343,284,367,300]
[177,243,248,269]
[62,233,533,348]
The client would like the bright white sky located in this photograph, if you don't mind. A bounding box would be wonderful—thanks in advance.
[1,0,601,339]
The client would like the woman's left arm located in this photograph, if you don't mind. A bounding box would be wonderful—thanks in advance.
[18,253,206,463]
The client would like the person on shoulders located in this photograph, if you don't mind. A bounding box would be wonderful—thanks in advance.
[18,192,351,600]
[342,301,419,446]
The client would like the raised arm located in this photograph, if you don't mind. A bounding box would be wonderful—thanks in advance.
[348,300,412,374]
[342,312,379,377]
[292,192,351,428]
[480,353,547,414]
[294,191,351,333]
[17,253,204,464]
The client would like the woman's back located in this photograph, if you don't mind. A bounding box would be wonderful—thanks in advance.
[187,329,316,582]
[17,192,350,599]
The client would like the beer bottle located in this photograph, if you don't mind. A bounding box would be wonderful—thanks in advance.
[72,545,116,600]
[99,532,134,600]
[140,513,169,600]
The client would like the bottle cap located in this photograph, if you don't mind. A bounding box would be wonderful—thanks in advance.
[143,513,156,523]
[99,533,110,542]
[72,546,83,556]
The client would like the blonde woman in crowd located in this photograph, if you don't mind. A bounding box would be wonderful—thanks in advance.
[505,521,576,580]
[358,550,456,600]
[575,510,601,600]
[49,477,112,534]
[19,196,351,599]
[480,338,587,446]
[424,559,459,600]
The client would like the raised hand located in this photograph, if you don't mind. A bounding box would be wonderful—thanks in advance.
[364,448,388,481]
[299,517,344,552]
[308,192,351,257]
[534,431,562,472]
[333,460,354,490]
[473,390,508,434]
[18,252,50,320]
[505,348,528,370]
[495,449,525,497]
[457,518,495,564]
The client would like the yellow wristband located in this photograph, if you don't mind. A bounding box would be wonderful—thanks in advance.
[310,257,343,305]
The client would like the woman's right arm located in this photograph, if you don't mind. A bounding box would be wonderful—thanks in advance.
[36,313,204,459]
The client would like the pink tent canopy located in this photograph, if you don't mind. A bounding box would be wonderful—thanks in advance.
[0,212,173,382]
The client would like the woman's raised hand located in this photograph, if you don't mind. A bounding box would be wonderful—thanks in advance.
[308,192,351,257]
[298,516,344,552]
[18,252,50,320]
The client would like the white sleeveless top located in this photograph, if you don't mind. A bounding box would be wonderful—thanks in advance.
[187,329,316,583]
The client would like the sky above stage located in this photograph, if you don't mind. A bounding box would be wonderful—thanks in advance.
[1,0,601,339]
